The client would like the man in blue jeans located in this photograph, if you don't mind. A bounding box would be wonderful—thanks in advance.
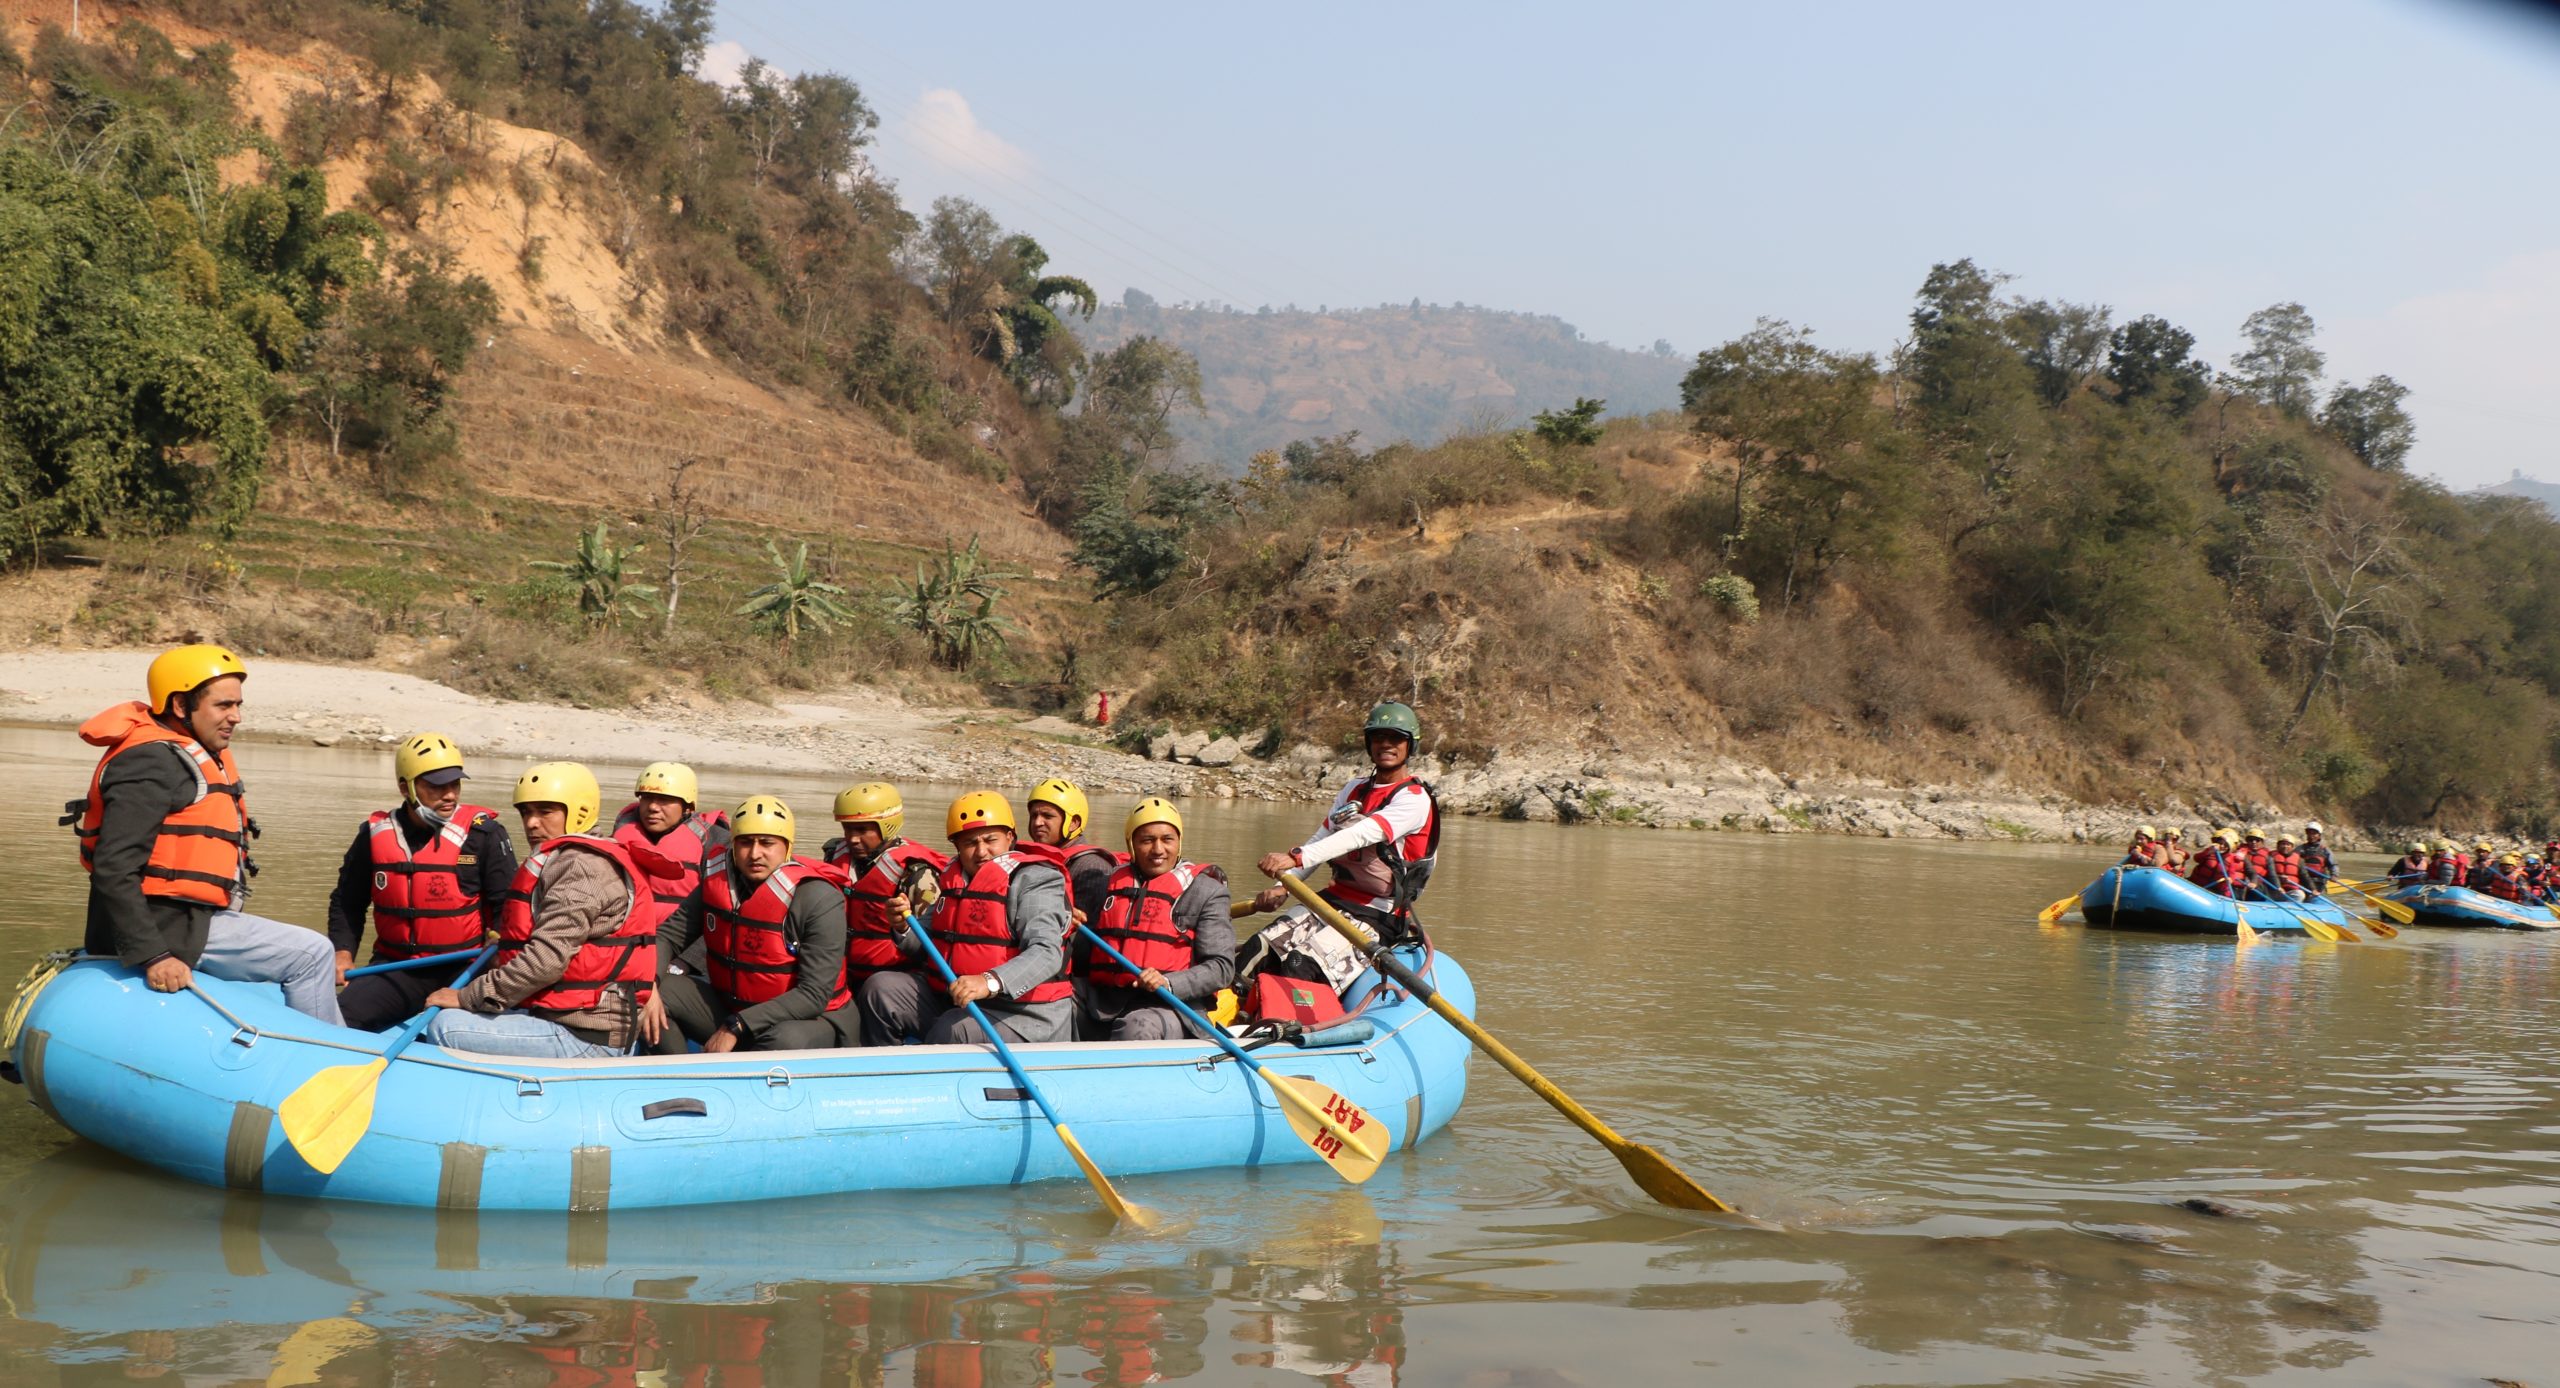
[424,763,664,1058]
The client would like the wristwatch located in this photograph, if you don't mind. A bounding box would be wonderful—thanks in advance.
[982,972,1004,997]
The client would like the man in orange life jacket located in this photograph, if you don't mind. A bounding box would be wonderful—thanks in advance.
[326,733,517,1030]
[1025,777,1119,925]
[2264,833,2310,902]
[821,781,945,1015]
[2158,826,2193,875]
[2121,826,2166,868]
[2230,828,2273,898]
[613,761,727,971]
[1076,797,1234,1041]
[72,645,341,1024]
[647,795,856,1053]
[2478,852,2528,902]
[425,762,667,1057]
[1249,701,1441,992]
[856,791,1075,1045]
[2388,842,2433,886]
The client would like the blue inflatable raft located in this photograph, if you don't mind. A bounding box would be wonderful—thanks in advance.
[3,949,1471,1211]
[2383,884,2559,931]
[2076,866,2359,937]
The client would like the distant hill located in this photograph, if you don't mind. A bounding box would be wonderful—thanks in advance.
[1073,297,1688,468]
[2480,471,2560,518]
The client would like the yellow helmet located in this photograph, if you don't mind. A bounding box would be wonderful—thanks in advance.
[146,642,247,714]
[2435,839,2453,853]
[2134,824,2158,839]
[2244,827,2266,841]
[731,794,795,845]
[394,732,466,786]
[2215,829,2239,846]
[1025,777,1090,839]
[2406,843,2430,856]
[2476,839,2495,852]
[1125,796,1184,845]
[832,782,904,836]
[2501,852,2524,866]
[2161,826,2183,839]
[633,761,699,807]
[946,790,1016,841]
[513,762,601,836]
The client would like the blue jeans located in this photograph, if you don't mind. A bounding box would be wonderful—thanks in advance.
[425,1009,632,1059]
[200,909,343,1027]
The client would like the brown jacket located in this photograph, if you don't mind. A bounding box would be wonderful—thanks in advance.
[458,845,640,1048]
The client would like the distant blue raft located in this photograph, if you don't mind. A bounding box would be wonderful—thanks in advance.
[2384,884,2559,931]
[3,949,1470,1211]
[2075,866,2358,937]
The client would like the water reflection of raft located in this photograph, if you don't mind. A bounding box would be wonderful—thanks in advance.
[2384,884,2559,931]
[2075,867,2358,937]
[4,949,1470,1211]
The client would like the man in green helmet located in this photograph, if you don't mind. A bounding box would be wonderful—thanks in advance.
[1248,701,1442,991]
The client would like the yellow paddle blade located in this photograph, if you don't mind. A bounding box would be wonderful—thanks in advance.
[2364,891,2417,925]
[277,1057,387,1175]
[2302,918,2349,943]
[2038,893,2080,925]
[267,1315,375,1388]
[2359,915,2401,938]
[2235,915,2260,945]
[1609,1136,1735,1212]
[1268,1073,1387,1182]
[1053,1122,1156,1231]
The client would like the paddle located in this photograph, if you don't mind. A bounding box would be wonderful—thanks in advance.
[343,947,483,979]
[2038,894,2080,926]
[1074,922,1387,1182]
[1274,873,1736,1214]
[279,943,499,1175]
[2239,887,2352,943]
[2310,869,2414,929]
[904,908,1156,1230]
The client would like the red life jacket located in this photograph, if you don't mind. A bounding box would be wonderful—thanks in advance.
[1086,860,1213,987]
[702,856,851,1011]
[613,804,728,919]
[828,837,948,983]
[2125,841,2165,868]
[493,835,671,1012]
[67,703,248,909]
[1320,776,1441,917]
[364,804,500,957]
[927,842,1071,1003]
[2266,849,2303,890]
[2482,867,2523,902]
[2188,849,2232,896]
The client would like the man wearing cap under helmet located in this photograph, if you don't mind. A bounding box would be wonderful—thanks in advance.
[327,733,517,1029]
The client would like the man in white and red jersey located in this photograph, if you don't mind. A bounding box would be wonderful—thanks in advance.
[1248,701,1440,991]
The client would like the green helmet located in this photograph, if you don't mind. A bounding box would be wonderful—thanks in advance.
[1364,701,1421,743]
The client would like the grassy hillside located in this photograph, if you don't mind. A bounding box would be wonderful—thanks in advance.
[1073,300,1685,468]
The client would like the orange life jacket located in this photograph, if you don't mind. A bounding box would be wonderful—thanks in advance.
[1086,860,1209,987]
[2266,848,2303,890]
[2125,840,2166,867]
[927,842,1071,1003]
[827,838,947,984]
[364,804,500,957]
[702,857,851,1011]
[493,835,670,1012]
[67,702,248,909]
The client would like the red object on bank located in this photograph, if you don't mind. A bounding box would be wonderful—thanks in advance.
[1096,690,1111,726]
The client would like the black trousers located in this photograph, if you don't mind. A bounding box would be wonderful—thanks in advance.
[339,957,467,1031]
[648,968,857,1054]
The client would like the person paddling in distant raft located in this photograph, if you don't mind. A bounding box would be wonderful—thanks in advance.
[327,733,517,1030]
[2158,827,2193,875]
[2231,828,2273,898]
[2265,833,2311,902]
[424,763,670,1058]
[2389,842,2433,887]
[2298,821,2337,891]
[2121,826,2167,868]
[856,791,1075,1046]
[2478,852,2530,902]
[612,762,729,967]
[1076,798,1234,1041]
[647,796,857,1053]
[2188,830,2239,898]
[1244,701,1443,999]
[69,645,342,1025]
[1024,778,1120,926]
[821,782,946,1022]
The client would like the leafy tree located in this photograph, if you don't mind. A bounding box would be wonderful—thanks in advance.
[1031,336,1204,526]
[1531,397,1606,448]
[726,60,877,191]
[2104,315,2209,416]
[1070,467,1223,596]
[736,539,855,642]
[297,251,498,481]
[2005,299,2111,408]
[2228,302,2324,416]
[1681,320,1882,563]
[887,536,1018,670]
[533,521,657,628]
[2321,374,2415,470]
[2259,504,2416,741]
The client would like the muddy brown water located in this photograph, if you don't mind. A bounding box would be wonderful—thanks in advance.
[0,725,2554,1384]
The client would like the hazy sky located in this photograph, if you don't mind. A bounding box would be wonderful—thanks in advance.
[705,0,2560,490]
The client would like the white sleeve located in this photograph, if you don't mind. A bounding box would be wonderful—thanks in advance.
[1296,782,1429,870]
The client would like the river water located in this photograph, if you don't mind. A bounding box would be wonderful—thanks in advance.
[1,725,2554,1385]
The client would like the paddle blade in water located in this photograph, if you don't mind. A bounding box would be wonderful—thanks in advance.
[2236,916,2260,946]
[1269,1073,1388,1182]
[2360,915,2401,938]
[1612,1138,1736,1213]
[2038,894,2079,925]
[1053,1122,1156,1231]
[277,1057,387,1174]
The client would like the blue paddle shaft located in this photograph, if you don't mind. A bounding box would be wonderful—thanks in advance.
[903,914,1068,1130]
[344,947,481,979]
[1073,923,1278,1081]
[384,944,500,1062]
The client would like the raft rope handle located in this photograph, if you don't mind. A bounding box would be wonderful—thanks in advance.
[1,950,82,1056]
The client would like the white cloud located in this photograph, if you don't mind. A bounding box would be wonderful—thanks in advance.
[699,40,756,91]
[2325,248,2560,490]
[902,88,1031,179]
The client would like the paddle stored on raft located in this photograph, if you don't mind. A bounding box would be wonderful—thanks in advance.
[2075,866,2361,937]
[2383,884,2560,931]
[0,947,1470,1211]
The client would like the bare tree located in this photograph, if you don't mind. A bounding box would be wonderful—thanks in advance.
[654,455,708,636]
[2267,503,2418,742]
